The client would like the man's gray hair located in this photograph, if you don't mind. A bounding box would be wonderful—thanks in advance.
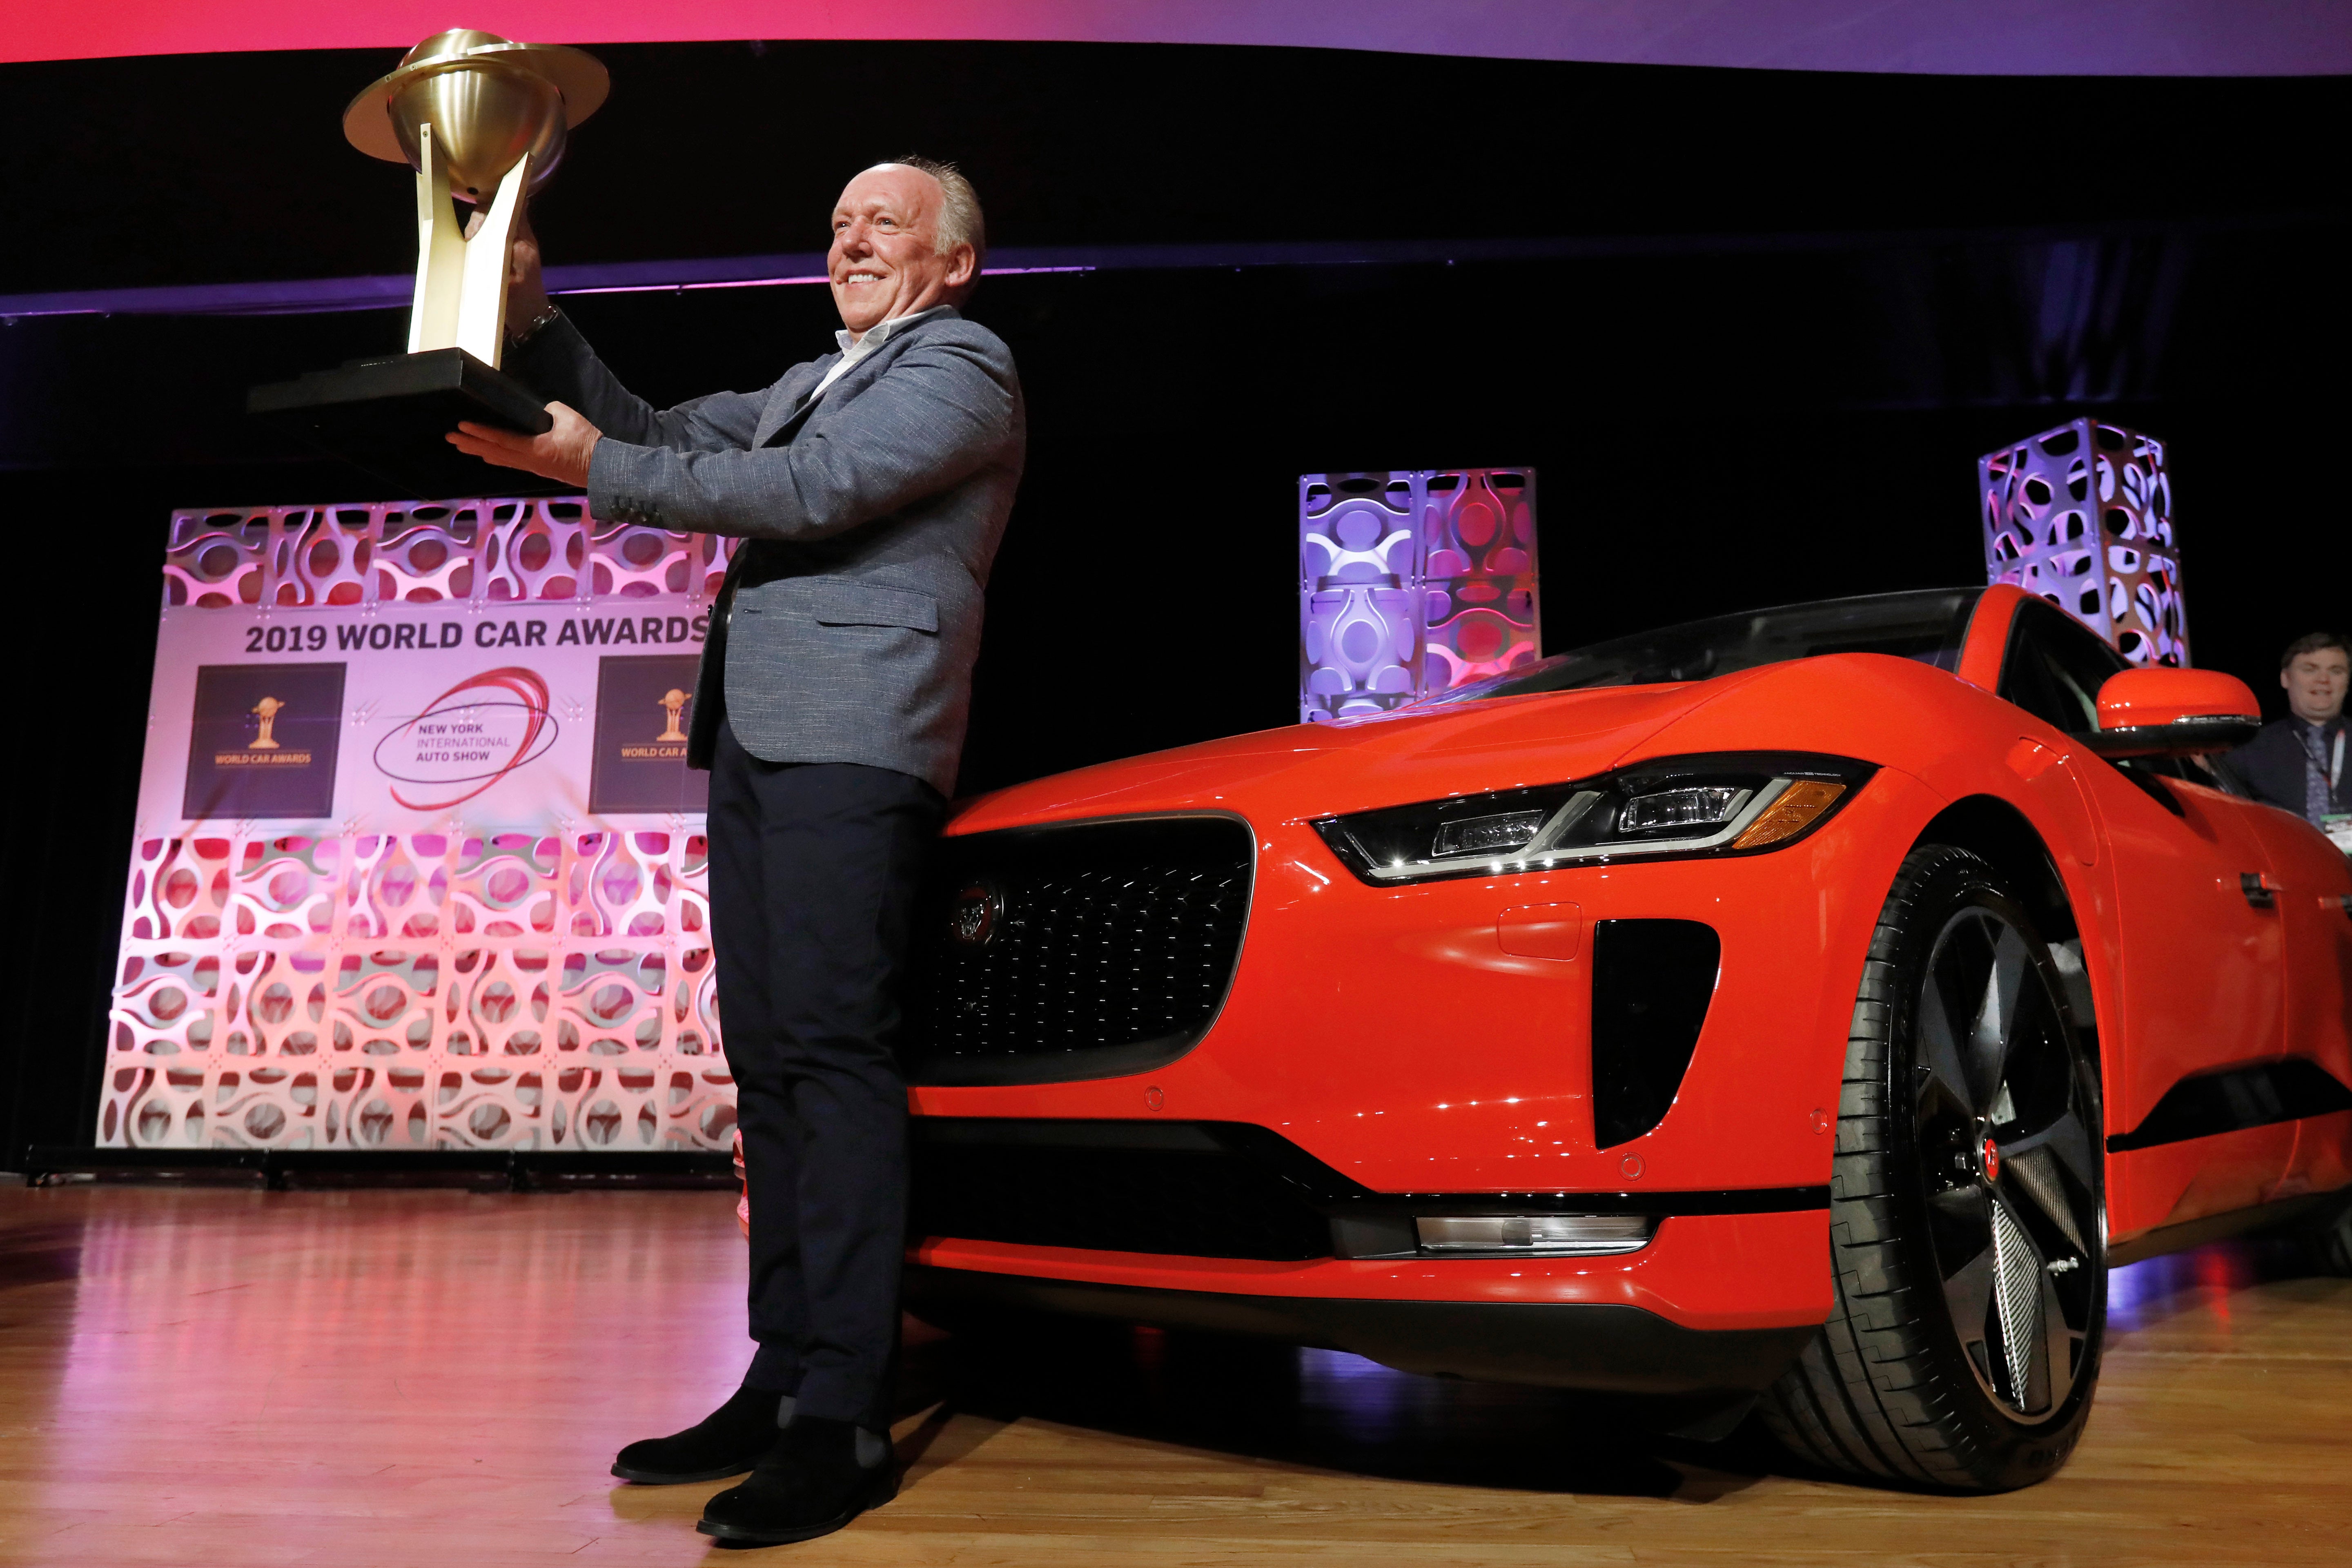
[871,155,987,272]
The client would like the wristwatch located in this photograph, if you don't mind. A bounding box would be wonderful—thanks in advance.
[505,303,564,352]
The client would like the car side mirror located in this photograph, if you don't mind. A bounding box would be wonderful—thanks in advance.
[2078,667,2262,757]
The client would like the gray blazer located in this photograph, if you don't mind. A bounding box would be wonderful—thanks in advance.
[509,308,1025,795]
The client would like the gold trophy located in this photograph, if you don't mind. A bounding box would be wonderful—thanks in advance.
[248,31,608,497]
[657,689,690,743]
[250,696,285,750]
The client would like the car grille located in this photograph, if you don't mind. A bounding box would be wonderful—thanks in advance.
[900,816,1253,1086]
[909,1120,1336,1261]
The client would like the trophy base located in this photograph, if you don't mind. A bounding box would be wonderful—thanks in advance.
[247,347,560,500]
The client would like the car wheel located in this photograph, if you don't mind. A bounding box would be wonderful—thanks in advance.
[2306,1201,2352,1276]
[1760,844,2108,1492]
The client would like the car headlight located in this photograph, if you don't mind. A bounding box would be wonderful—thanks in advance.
[1312,751,1875,885]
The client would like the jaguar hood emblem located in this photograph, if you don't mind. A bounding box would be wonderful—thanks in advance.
[947,881,1004,949]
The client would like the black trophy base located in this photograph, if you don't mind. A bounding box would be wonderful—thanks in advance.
[247,347,558,500]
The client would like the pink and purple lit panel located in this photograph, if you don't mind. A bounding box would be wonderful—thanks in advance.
[1300,468,1539,723]
[12,2,2347,74]
[1981,419,2187,667]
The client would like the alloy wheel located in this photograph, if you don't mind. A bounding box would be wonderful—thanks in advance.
[1912,906,2104,1421]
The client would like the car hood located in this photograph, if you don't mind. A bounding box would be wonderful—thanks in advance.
[949,668,1784,835]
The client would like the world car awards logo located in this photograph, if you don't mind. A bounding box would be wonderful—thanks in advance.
[185,663,344,821]
[588,655,705,814]
[620,688,690,758]
[215,695,314,766]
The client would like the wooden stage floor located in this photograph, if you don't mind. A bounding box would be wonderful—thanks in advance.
[0,1185,2346,1566]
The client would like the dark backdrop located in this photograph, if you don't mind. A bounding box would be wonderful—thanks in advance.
[4,40,2348,1161]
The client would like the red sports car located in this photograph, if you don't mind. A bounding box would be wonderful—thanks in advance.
[895,583,2352,1492]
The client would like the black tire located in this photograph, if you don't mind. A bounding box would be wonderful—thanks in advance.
[2305,1199,2352,1276]
[1760,844,2109,1492]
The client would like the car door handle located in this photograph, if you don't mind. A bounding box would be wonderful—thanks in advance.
[2240,872,2279,909]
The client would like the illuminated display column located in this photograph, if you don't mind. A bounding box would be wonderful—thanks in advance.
[1420,468,1540,690]
[1981,420,2187,665]
[1299,467,1540,722]
[1299,472,1421,722]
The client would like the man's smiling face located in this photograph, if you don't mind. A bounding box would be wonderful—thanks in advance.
[2284,646,2351,725]
[827,165,973,337]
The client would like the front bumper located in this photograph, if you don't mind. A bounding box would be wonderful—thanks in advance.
[908,1203,1831,1348]
[906,1205,1824,1412]
[898,766,1937,1389]
[907,1268,1814,1403]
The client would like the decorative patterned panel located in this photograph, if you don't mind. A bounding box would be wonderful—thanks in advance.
[1982,421,2187,666]
[483,499,593,602]
[157,497,735,613]
[1299,467,1541,722]
[699,532,742,598]
[1420,468,1541,690]
[375,505,486,603]
[591,523,701,599]
[103,825,729,1153]
[276,508,377,607]
[163,511,270,609]
[1300,473,1420,723]
[109,492,738,1155]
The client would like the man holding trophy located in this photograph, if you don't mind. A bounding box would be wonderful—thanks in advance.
[459,157,1023,1545]
[463,162,1025,1542]
[303,33,1022,1545]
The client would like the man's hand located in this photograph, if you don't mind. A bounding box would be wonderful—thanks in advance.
[505,199,550,323]
[448,401,601,488]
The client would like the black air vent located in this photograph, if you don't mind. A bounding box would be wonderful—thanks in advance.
[1591,919,1721,1148]
[909,1119,1334,1261]
[901,817,1253,1086]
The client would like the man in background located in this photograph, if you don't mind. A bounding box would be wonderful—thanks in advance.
[2225,632,2352,842]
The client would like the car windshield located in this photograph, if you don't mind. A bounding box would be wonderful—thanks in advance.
[1427,588,1986,706]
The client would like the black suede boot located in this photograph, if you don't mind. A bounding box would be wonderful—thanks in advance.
[696,1413,895,1546]
[611,1385,793,1484]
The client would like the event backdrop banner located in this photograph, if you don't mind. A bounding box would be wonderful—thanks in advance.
[102,497,742,1156]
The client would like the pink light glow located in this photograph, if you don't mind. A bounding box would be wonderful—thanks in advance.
[7,2,2348,76]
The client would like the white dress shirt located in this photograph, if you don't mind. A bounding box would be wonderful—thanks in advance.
[809,305,953,402]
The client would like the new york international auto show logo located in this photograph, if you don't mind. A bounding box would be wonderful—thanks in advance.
[371,666,560,811]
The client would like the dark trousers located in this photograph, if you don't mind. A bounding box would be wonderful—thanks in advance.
[706,720,943,1431]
